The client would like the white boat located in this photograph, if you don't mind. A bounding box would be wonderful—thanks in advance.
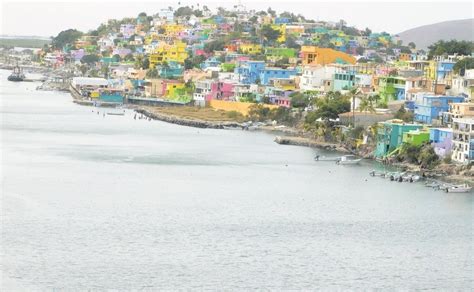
[445,184,472,193]
[336,155,362,165]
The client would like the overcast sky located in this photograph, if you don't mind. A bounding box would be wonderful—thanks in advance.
[1,0,472,37]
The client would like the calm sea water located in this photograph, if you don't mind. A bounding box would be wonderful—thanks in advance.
[1,70,472,290]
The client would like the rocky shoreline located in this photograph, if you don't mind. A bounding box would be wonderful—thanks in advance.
[274,135,352,153]
[135,108,243,129]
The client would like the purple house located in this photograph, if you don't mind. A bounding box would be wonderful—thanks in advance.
[120,24,136,39]
[70,49,85,62]
[430,128,453,157]
[112,48,132,58]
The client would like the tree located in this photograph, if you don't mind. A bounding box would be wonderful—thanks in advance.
[204,39,226,53]
[356,46,365,55]
[143,58,150,69]
[146,68,159,78]
[124,53,134,62]
[260,25,281,45]
[289,92,310,109]
[267,7,276,17]
[428,40,473,59]
[285,35,300,50]
[453,57,474,75]
[112,54,121,62]
[394,105,414,122]
[309,91,351,122]
[80,54,100,65]
[363,27,372,36]
[174,6,194,17]
[408,42,416,49]
[52,29,83,49]
[358,96,375,113]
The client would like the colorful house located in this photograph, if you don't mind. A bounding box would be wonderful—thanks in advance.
[259,67,298,85]
[414,95,465,124]
[301,46,356,65]
[239,43,263,55]
[376,76,406,103]
[332,72,355,91]
[430,128,453,157]
[375,120,424,158]
[451,118,474,163]
[149,42,188,67]
[402,129,430,145]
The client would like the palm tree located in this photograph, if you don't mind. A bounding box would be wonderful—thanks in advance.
[358,96,375,113]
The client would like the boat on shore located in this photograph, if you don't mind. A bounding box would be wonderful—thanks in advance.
[445,184,472,193]
[7,65,25,82]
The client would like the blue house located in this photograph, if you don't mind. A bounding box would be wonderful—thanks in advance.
[436,61,455,81]
[235,61,266,84]
[200,57,221,70]
[333,72,355,91]
[274,17,290,24]
[429,128,453,157]
[414,95,465,124]
[259,67,298,85]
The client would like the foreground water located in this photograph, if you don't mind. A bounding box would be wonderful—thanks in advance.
[1,71,472,290]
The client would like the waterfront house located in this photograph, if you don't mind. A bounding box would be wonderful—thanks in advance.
[429,128,453,157]
[402,129,430,146]
[375,120,424,158]
[414,95,465,124]
[451,118,474,163]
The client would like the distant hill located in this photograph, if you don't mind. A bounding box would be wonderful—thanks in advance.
[397,19,474,49]
[0,36,51,48]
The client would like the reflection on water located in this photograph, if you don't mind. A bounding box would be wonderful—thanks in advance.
[1,70,473,290]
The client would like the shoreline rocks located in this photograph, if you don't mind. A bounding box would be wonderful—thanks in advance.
[135,108,243,129]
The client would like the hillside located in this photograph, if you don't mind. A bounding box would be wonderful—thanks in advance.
[397,18,473,49]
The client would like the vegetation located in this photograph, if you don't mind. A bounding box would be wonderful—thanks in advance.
[52,29,83,49]
[80,54,100,65]
[427,40,473,59]
[306,91,351,123]
[260,25,281,45]
[453,57,474,74]
[396,143,439,169]
[248,104,300,126]
[394,105,414,122]
[0,38,50,48]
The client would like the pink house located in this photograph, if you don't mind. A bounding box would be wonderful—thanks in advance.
[208,81,235,100]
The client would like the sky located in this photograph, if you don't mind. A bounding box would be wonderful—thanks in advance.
[1,0,473,37]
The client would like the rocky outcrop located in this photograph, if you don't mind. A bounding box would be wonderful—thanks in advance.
[274,136,351,153]
[135,108,243,129]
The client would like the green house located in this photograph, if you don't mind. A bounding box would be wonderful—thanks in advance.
[264,47,297,58]
[377,76,406,103]
[375,120,424,158]
[402,129,430,146]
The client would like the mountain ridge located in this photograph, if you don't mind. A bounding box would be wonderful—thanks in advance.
[397,18,473,49]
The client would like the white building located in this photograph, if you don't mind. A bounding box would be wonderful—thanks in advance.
[449,69,474,101]
[193,80,213,106]
[299,65,338,91]
[451,117,474,164]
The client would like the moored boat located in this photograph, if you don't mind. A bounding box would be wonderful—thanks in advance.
[445,184,472,193]
[7,64,25,82]
[336,155,362,165]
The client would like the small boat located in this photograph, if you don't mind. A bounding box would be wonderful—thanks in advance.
[336,155,362,165]
[7,64,25,82]
[445,184,472,193]
[437,183,456,191]
[369,170,386,177]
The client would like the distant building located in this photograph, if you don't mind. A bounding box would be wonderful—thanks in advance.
[451,118,474,163]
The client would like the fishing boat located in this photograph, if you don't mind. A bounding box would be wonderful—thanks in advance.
[445,184,472,193]
[336,155,362,165]
[7,64,25,82]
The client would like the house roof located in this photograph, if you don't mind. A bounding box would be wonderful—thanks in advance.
[72,77,108,86]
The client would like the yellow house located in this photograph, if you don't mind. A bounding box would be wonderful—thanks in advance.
[165,81,185,98]
[425,60,437,81]
[271,24,286,43]
[301,46,356,65]
[149,42,188,67]
[163,24,185,36]
[239,43,263,55]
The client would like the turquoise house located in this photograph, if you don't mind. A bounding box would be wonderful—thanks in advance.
[375,120,423,158]
[332,72,355,91]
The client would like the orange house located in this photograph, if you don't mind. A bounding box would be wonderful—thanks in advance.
[301,46,356,65]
